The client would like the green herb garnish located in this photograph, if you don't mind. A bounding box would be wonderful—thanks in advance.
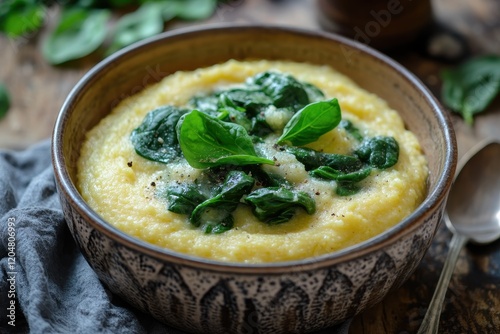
[441,55,500,125]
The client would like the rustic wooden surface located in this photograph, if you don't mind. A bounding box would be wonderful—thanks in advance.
[1,0,499,333]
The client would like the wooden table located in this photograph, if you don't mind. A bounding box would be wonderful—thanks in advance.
[1,0,499,332]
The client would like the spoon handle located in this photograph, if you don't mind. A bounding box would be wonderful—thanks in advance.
[417,233,468,334]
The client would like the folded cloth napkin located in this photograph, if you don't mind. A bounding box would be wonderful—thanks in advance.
[0,140,351,334]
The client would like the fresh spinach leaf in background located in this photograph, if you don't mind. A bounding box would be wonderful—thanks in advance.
[177,110,275,169]
[441,55,500,125]
[277,98,342,146]
[0,0,45,38]
[163,0,219,21]
[0,83,11,120]
[1,0,221,64]
[107,2,164,55]
[42,8,110,64]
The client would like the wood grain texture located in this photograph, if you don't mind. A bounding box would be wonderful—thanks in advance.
[1,0,499,333]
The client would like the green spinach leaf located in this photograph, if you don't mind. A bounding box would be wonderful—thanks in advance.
[310,166,372,196]
[286,146,363,173]
[277,98,342,146]
[165,0,218,21]
[42,8,110,64]
[0,83,11,120]
[191,170,254,233]
[177,110,275,169]
[441,55,500,125]
[310,166,372,182]
[355,136,399,169]
[251,71,310,110]
[1,1,45,38]
[245,187,316,225]
[131,105,188,164]
[339,119,363,141]
[166,182,207,215]
[107,2,164,55]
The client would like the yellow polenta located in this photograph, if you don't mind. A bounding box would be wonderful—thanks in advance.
[77,60,428,263]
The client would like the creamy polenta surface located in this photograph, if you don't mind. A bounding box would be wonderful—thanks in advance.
[77,60,428,263]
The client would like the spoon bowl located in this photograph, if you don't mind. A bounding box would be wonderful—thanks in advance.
[446,141,500,244]
[418,140,500,334]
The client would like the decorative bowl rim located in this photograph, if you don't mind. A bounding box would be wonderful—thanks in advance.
[52,23,457,274]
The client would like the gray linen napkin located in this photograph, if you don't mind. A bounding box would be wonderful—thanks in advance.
[0,140,351,334]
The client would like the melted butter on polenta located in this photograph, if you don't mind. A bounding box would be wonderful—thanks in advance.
[77,60,428,263]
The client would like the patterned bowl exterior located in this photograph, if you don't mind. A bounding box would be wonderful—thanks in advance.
[52,25,456,333]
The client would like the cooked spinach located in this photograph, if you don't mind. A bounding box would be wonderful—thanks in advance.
[0,83,10,120]
[286,146,363,173]
[191,171,254,233]
[130,105,187,164]
[131,71,401,232]
[310,166,372,182]
[251,71,310,111]
[277,98,342,146]
[355,136,399,169]
[245,187,316,225]
[441,55,500,125]
[166,171,254,234]
[177,110,275,168]
[339,119,363,141]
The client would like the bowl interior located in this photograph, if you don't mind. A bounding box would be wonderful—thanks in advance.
[53,25,456,266]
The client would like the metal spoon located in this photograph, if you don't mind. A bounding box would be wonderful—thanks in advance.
[417,140,500,334]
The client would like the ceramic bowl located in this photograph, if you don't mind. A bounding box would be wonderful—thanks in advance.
[52,25,456,334]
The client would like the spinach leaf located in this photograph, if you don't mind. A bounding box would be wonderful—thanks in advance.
[310,166,372,196]
[303,82,325,102]
[191,170,254,233]
[166,0,218,20]
[217,93,252,131]
[177,110,275,169]
[251,71,310,110]
[245,187,316,225]
[336,182,362,197]
[107,2,164,55]
[42,8,110,64]
[339,119,363,141]
[1,1,45,38]
[286,146,363,173]
[310,166,372,182]
[355,136,399,169]
[277,98,342,146]
[166,182,207,215]
[222,88,273,116]
[441,55,500,125]
[131,105,188,164]
[0,83,11,120]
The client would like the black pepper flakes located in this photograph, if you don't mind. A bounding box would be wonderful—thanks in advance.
[151,182,156,187]
[127,161,133,167]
